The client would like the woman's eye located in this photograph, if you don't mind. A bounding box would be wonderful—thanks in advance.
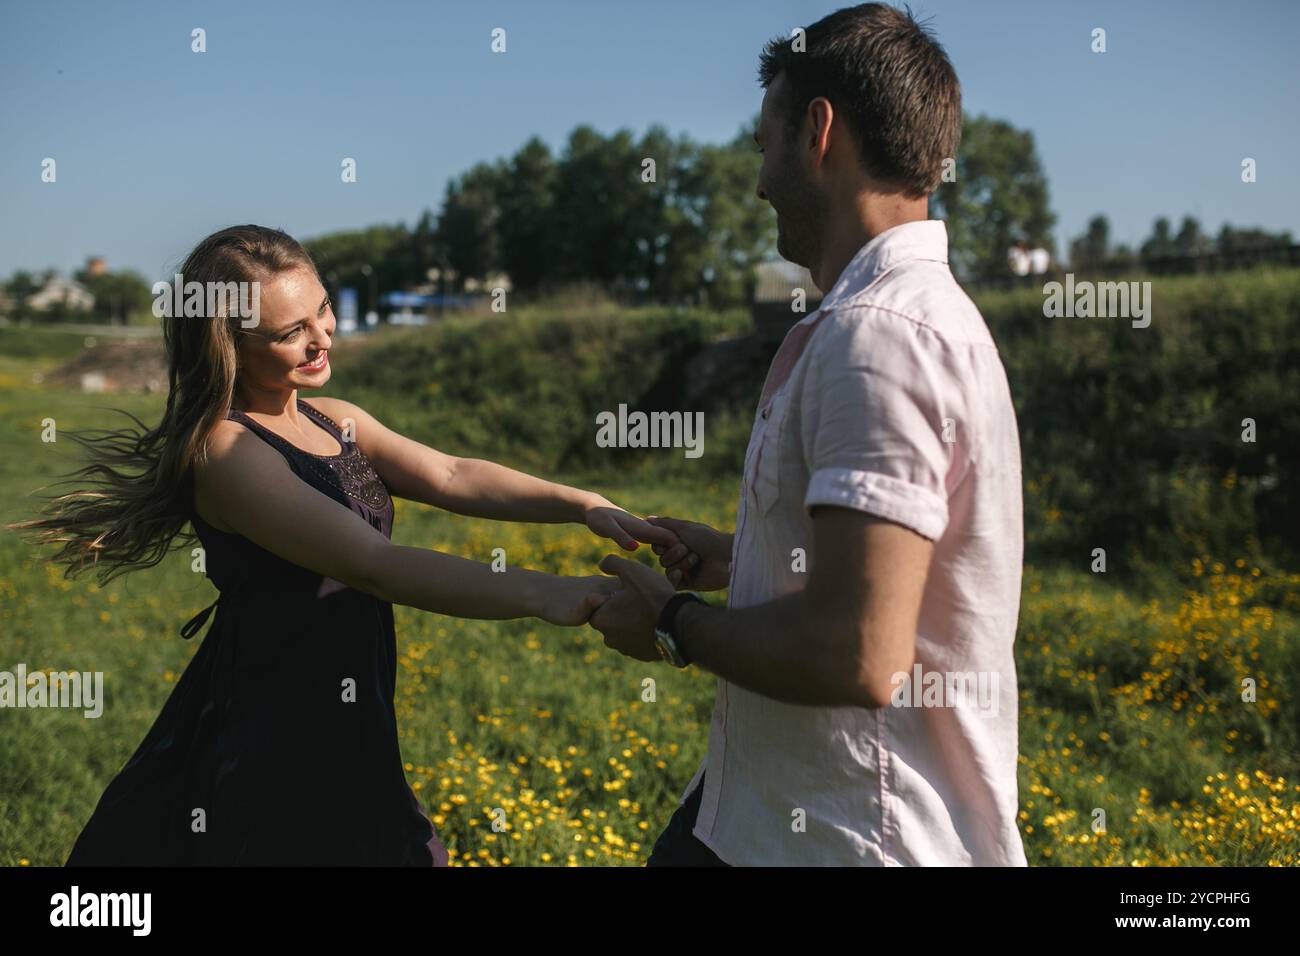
[280,329,300,343]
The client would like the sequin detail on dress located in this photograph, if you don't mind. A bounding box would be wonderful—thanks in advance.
[315,447,391,512]
[233,401,392,513]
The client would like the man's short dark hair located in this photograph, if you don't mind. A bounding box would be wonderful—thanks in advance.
[758,3,962,197]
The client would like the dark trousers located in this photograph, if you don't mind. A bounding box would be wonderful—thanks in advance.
[646,776,729,867]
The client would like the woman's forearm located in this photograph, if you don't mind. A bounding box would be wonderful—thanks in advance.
[364,541,548,619]
[436,457,600,523]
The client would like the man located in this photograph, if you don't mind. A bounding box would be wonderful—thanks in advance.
[591,3,1027,866]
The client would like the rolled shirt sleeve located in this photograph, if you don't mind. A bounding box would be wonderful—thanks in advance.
[801,307,966,541]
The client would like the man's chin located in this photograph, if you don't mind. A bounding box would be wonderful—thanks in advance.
[776,232,806,269]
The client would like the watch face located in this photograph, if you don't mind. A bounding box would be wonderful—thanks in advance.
[654,633,671,662]
[654,630,684,668]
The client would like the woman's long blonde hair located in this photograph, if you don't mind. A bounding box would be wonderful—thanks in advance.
[9,225,319,585]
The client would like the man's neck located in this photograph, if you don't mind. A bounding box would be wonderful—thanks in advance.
[810,192,930,294]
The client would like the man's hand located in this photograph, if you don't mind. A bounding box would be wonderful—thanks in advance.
[646,516,734,590]
[589,554,677,662]
[585,500,681,552]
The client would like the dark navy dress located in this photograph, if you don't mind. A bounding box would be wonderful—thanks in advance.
[66,398,448,866]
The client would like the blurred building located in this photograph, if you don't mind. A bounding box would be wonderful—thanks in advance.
[27,275,94,312]
[462,272,512,294]
[1008,242,1051,276]
[1007,242,1032,276]
[752,260,822,343]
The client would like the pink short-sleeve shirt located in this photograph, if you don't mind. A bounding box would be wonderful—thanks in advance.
[683,219,1028,866]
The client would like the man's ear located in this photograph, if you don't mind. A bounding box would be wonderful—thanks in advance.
[806,96,835,168]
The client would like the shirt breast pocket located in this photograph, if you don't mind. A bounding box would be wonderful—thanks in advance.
[751,390,791,515]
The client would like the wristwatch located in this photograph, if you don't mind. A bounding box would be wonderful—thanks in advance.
[655,592,704,668]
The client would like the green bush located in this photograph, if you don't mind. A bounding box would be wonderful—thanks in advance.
[974,267,1300,573]
[328,306,753,478]
[328,268,1300,573]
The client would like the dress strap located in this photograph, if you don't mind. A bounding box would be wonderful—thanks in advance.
[298,399,351,447]
[227,402,349,454]
[180,595,222,640]
[226,407,294,454]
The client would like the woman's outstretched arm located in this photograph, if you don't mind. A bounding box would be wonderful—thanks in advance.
[195,419,618,626]
[305,396,678,551]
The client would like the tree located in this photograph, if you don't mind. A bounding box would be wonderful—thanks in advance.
[549,126,647,291]
[1068,215,1110,271]
[392,209,439,291]
[631,124,690,299]
[433,162,506,289]
[75,269,152,324]
[495,137,558,292]
[1217,224,1294,253]
[1139,217,1175,263]
[301,119,773,307]
[1110,243,1137,270]
[1173,216,1212,258]
[677,122,775,304]
[930,114,1056,280]
[4,270,40,319]
[306,224,412,313]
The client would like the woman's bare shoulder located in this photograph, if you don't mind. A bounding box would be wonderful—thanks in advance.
[202,417,251,457]
[302,394,370,424]
[192,420,249,532]
[197,418,282,479]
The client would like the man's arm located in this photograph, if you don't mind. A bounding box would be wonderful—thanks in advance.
[679,507,930,707]
[593,309,951,698]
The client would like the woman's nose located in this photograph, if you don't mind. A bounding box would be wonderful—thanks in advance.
[310,318,333,349]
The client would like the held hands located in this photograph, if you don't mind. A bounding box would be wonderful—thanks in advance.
[582,514,732,663]
[584,498,680,552]
[537,499,680,629]
[539,573,623,627]
[645,516,733,591]
[588,554,678,662]
[561,505,730,658]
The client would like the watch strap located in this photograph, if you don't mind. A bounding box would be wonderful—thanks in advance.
[657,592,704,666]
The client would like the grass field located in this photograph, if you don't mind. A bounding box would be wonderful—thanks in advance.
[1,329,1298,866]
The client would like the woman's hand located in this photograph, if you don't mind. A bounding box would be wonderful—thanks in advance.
[646,515,734,591]
[584,498,681,552]
[538,574,624,627]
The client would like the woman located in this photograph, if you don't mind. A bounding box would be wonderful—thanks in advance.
[13,224,679,866]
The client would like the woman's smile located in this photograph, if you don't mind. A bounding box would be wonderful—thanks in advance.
[297,349,329,372]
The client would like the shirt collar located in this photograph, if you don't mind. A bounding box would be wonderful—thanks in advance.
[815,219,950,315]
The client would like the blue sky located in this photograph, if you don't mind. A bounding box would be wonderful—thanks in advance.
[1,0,1297,279]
